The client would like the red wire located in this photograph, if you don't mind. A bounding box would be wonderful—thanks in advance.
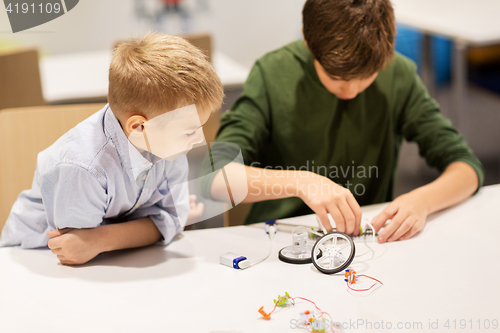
[292,297,321,312]
[266,296,283,316]
[264,295,339,332]
[357,274,383,285]
[347,282,378,292]
[292,297,335,325]
[262,275,383,331]
[267,296,333,320]
[346,274,383,292]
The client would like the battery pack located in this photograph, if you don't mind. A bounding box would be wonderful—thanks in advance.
[220,252,248,269]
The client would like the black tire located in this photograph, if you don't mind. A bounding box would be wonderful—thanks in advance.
[311,232,355,274]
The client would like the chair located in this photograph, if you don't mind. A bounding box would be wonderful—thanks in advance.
[0,104,106,232]
[182,33,213,64]
[0,47,45,110]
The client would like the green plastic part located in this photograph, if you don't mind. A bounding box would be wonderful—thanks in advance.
[273,292,291,306]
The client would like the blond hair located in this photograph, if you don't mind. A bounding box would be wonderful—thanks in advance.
[108,33,224,118]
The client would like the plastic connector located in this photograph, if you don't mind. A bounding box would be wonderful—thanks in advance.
[265,220,277,235]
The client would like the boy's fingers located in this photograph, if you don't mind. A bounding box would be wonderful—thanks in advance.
[46,229,61,238]
[378,211,407,243]
[372,205,396,232]
[387,217,415,242]
[50,247,62,254]
[57,255,72,265]
[371,213,386,233]
[400,223,422,241]
[338,199,355,235]
[371,213,380,229]
[398,227,413,241]
[327,205,344,233]
[316,209,332,232]
[189,202,204,218]
[47,237,61,250]
[189,194,197,202]
[347,195,362,235]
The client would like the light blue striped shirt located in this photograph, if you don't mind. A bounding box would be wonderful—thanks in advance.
[0,105,189,248]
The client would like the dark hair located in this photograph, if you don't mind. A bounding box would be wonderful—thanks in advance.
[303,0,396,80]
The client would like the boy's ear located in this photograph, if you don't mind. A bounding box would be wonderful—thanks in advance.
[125,115,147,137]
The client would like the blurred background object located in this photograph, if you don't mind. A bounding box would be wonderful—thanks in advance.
[0,48,45,110]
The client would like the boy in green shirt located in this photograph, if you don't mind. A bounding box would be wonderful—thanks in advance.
[202,0,483,243]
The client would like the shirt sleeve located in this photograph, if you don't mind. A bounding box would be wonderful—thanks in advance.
[199,61,271,198]
[40,163,108,230]
[398,66,484,192]
[126,158,190,245]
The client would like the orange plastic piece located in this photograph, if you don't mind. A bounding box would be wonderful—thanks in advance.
[305,310,310,315]
[258,306,271,320]
[344,270,357,284]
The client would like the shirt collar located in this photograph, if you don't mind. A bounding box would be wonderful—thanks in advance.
[103,105,158,181]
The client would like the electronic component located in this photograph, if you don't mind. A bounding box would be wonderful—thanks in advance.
[219,252,250,269]
[220,221,276,270]
[258,292,340,332]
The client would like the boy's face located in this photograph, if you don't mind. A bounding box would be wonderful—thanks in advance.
[128,105,210,161]
[313,60,378,100]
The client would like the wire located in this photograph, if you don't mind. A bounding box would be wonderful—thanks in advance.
[346,274,383,292]
[354,220,376,260]
[264,294,336,330]
[240,224,276,269]
[365,221,376,244]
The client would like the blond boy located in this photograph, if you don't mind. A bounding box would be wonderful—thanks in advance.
[0,33,223,264]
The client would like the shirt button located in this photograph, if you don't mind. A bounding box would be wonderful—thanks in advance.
[142,174,147,180]
[136,203,141,208]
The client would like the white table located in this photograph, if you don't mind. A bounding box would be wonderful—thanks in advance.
[40,50,250,104]
[391,0,500,140]
[1,184,499,333]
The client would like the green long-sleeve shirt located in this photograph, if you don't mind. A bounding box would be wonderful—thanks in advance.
[201,40,484,224]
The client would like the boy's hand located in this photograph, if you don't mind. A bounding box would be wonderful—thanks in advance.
[371,191,430,243]
[46,228,103,265]
[297,173,362,235]
[186,194,204,226]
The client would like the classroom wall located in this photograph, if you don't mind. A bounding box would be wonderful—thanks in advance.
[0,0,306,67]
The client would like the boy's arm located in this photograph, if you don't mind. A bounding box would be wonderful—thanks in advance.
[201,61,362,234]
[47,217,161,265]
[41,163,108,231]
[44,159,189,265]
[210,162,363,235]
[372,64,484,242]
